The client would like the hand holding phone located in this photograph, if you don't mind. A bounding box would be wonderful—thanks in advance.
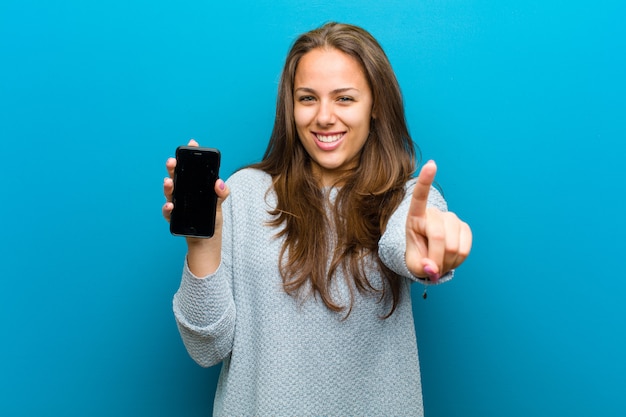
[169,146,221,238]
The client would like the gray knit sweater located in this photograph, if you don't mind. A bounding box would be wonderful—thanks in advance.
[173,168,451,416]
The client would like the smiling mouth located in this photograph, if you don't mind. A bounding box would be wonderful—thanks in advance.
[315,133,344,143]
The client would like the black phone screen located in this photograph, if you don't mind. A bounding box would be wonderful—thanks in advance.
[170,146,221,238]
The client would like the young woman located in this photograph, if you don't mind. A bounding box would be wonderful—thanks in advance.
[163,22,472,416]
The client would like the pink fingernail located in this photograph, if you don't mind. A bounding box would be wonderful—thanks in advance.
[423,265,440,282]
[218,180,225,191]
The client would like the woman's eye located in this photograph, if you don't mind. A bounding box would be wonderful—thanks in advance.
[298,96,315,102]
[337,96,354,103]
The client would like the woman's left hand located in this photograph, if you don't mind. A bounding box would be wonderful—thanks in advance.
[405,161,473,281]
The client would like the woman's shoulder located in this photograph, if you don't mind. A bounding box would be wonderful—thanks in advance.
[225,168,276,213]
[226,167,273,192]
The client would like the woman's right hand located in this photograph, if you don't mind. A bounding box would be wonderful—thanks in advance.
[162,139,230,276]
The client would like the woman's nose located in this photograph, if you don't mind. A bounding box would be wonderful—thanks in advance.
[316,101,336,126]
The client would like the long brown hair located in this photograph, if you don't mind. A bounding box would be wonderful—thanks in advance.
[251,22,417,318]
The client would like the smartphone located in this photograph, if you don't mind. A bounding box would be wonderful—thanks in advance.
[170,146,221,238]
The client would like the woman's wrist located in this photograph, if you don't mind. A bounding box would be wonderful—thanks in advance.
[186,237,221,277]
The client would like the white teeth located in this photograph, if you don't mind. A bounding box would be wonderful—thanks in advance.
[316,133,343,143]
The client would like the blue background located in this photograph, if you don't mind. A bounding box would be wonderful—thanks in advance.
[1,0,625,416]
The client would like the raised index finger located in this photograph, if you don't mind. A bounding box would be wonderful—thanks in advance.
[408,160,437,218]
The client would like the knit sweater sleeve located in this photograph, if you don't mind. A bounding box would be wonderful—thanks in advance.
[172,188,236,368]
[378,178,454,285]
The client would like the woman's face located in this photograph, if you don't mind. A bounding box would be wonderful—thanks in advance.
[293,47,373,186]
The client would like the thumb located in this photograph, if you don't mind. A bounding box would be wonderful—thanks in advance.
[215,178,230,203]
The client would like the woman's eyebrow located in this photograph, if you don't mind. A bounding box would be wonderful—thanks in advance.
[294,87,360,94]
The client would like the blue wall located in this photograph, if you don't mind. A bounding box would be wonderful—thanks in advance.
[1,1,624,416]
